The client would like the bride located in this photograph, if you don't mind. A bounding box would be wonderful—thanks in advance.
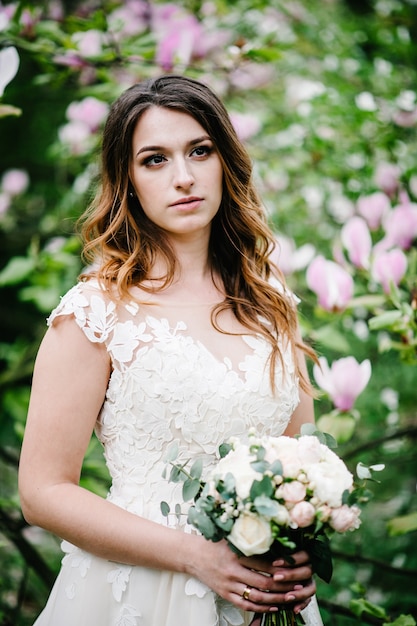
[19,74,324,626]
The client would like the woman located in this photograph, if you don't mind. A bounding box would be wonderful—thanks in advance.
[19,75,324,626]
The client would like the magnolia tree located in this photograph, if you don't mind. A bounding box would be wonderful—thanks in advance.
[0,1,416,625]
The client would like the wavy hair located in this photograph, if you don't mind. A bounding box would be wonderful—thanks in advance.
[80,75,315,393]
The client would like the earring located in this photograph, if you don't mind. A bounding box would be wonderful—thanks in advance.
[129,191,135,198]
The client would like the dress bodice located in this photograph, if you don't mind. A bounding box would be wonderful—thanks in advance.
[48,280,300,525]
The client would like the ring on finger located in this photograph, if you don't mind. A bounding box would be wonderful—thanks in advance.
[242,586,252,601]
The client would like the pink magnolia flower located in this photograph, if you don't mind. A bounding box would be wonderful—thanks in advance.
[313,356,372,412]
[53,53,86,69]
[153,5,219,70]
[66,97,109,132]
[374,162,401,197]
[0,46,19,97]
[382,200,417,250]
[107,1,149,39]
[371,248,407,293]
[270,234,315,275]
[1,168,29,196]
[356,191,391,230]
[341,216,372,269]
[229,112,261,142]
[72,30,104,58]
[58,121,92,155]
[306,255,354,311]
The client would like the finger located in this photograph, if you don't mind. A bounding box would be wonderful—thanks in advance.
[272,550,311,567]
[273,564,313,583]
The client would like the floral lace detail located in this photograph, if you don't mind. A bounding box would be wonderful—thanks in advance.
[48,280,300,524]
[114,604,142,626]
[108,565,133,602]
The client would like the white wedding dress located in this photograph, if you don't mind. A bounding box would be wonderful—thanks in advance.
[33,279,324,626]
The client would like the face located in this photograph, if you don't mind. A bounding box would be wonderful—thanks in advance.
[129,106,223,241]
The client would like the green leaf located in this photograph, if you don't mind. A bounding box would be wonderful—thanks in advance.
[0,256,36,286]
[250,460,269,473]
[368,310,403,330]
[190,457,203,480]
[219,442,232,458]
[270,459,283,476]
[254,495,281,517]
[169,465,184,483]
[387,512,417,536]
[160,501,170,517]
[311,324,352,353]
[250,475,274,500]
[182,477,201,502]
[308,535,333,583]
[188,507,218,540]
[385,616,416,626]
[350,598,387,619]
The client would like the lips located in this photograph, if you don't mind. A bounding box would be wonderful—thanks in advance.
[170,196,202,207]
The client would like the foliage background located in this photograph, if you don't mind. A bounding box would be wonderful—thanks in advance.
[0,1,416,625]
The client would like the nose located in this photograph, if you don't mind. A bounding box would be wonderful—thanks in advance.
[173,157,194,189]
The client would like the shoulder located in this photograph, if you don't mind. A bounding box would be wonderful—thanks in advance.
[47,279,118,343]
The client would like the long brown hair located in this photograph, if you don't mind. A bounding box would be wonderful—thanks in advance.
[80,75,315,393]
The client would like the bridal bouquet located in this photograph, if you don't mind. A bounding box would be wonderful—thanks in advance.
[162,426,381,626]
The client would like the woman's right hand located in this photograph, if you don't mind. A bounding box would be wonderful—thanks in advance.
[187,537,315,615]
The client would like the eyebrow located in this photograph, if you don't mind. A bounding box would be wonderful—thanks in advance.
[135,135,212,157]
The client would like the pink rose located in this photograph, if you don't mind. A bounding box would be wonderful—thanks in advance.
[330,505,361,532]
[290,501,316,528]
[278,481,307,503]
[306,255,354,312]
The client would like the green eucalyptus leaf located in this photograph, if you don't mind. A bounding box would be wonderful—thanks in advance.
[182,477,201,502]
[254,495,281,517]
[250,475,274,500]
[160,501,170,517]
[190,457,203,480]
[219,443,232,458]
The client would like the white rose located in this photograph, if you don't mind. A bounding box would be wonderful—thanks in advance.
[263,436,303,478]
[330,505,361,532]
[228,512,273,556]
[306,456,353,508]
[212,444,262,500]
[290,501,316,528]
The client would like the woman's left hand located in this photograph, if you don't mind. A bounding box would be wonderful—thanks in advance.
[242,549,316,615]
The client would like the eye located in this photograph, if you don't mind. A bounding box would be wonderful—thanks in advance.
[191,145,213,158]
[142,154,166,167]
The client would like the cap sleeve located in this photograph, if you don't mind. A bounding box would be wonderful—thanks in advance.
[47,281,117,344]
[269,275,301,305]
